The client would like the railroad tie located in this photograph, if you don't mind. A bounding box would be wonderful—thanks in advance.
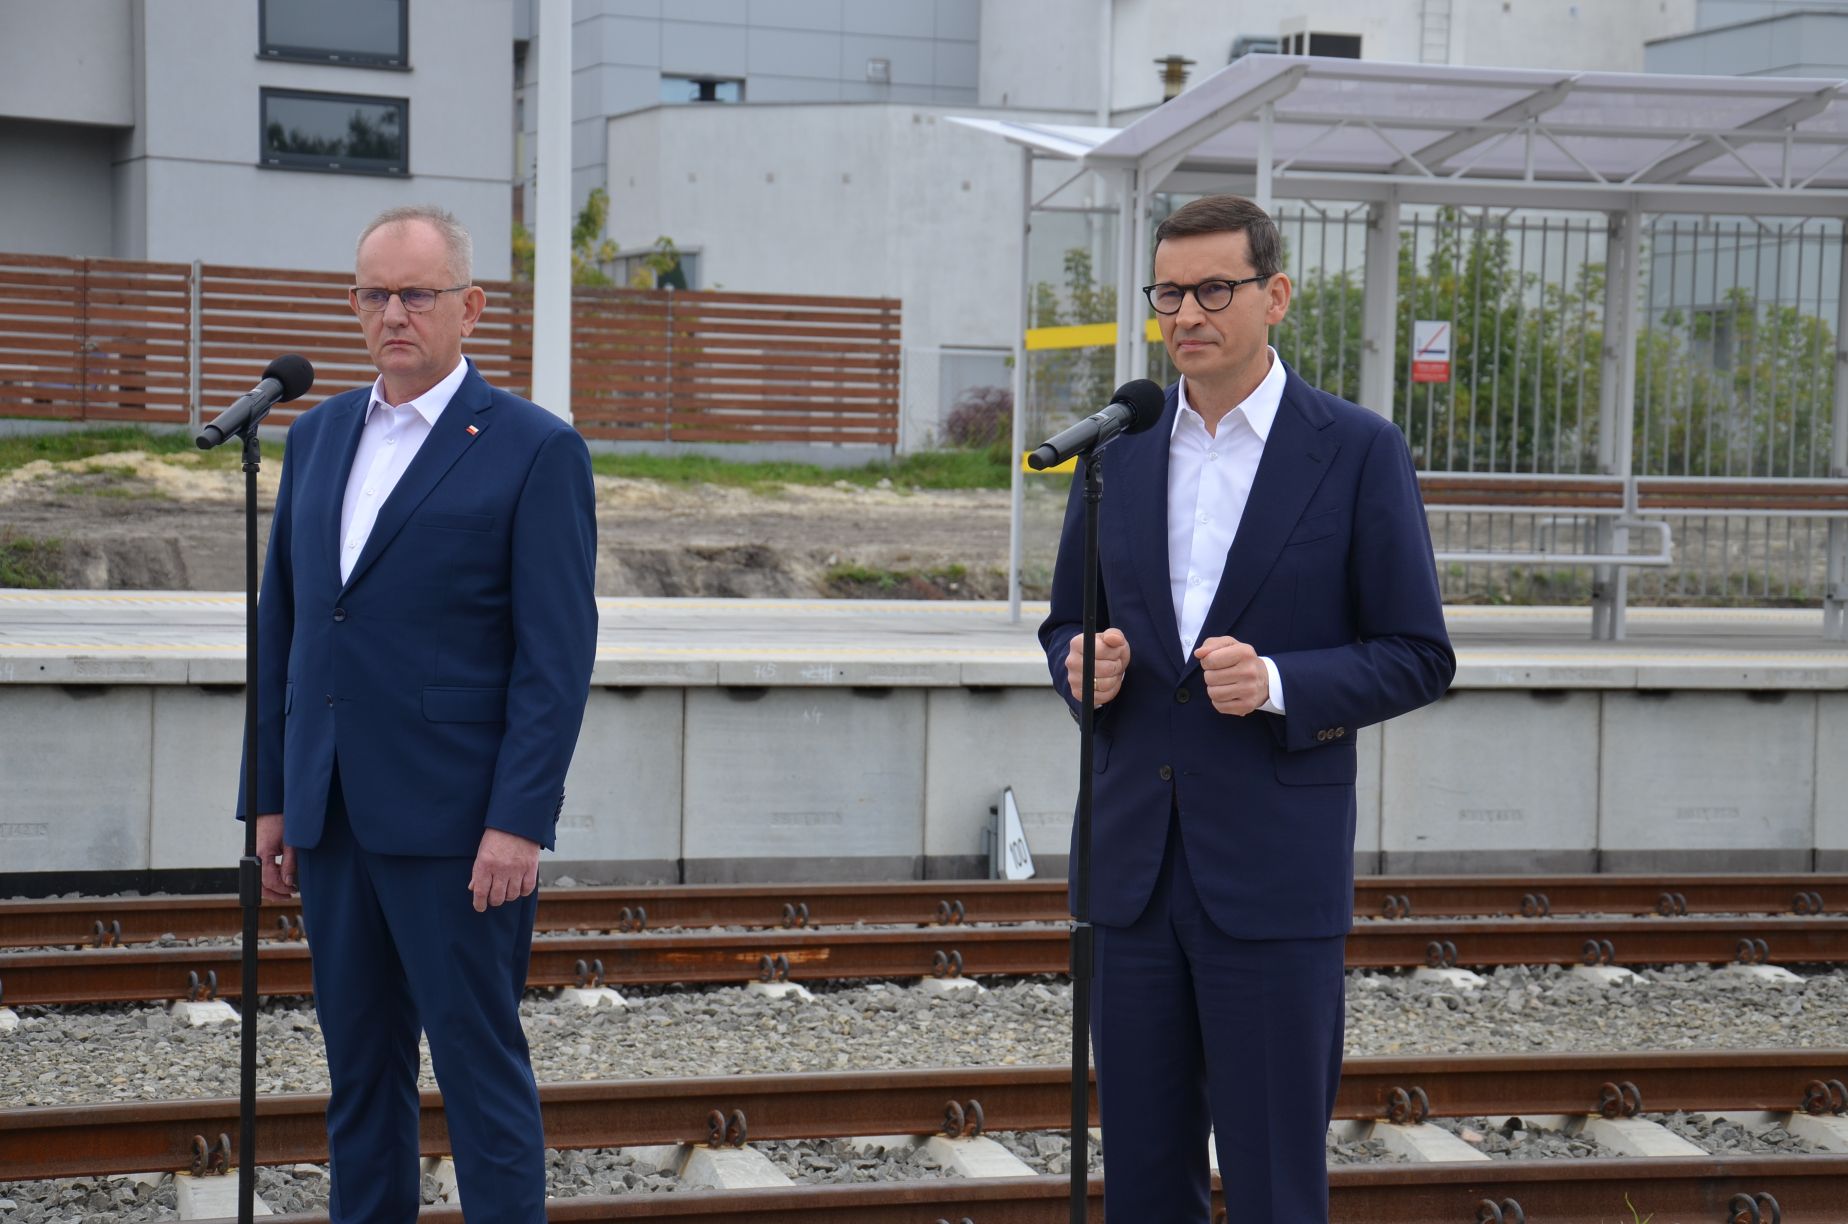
[622,1142,793,1190]
[1328,1119,1491,1163]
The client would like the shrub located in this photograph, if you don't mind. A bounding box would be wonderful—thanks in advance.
[944,385,1013,452]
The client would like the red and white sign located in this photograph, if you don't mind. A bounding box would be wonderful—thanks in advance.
[1411,320,1451,384]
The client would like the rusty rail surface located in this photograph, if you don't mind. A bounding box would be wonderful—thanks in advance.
[175,1158,1848,1223]
[4,917,1847,1007]
[6,1052,1846,1182]
[4,874,1841,950]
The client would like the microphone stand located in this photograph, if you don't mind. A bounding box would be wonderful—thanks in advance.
[235,413,269,1224]
[1069,445,1104,1224]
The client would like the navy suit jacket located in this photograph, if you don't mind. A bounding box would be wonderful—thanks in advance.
[240,360,598,857]
[1039,366,1454,939]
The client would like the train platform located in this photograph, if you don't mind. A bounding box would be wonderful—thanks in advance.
[2,591,1844,880]
[2,591,1846,689]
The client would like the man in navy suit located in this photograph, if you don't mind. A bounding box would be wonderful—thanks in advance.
[1039,195,1453,1221]
[244,204,597,1222]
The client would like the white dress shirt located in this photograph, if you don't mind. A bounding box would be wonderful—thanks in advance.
[1167,347,1287,714]
[338,357,469,583]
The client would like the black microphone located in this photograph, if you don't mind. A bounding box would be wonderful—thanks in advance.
[196,355,315,449]
[1027,378,1166,470]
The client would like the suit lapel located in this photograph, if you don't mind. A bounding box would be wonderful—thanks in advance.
[1116,388,1184,679]
[1181,367,1339,677]
[322,395,369,590]
[339,363,495,596]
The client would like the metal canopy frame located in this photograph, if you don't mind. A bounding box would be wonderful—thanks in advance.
[957,55,1848,639]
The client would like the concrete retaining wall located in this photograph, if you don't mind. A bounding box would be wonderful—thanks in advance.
[3,680,1844,881]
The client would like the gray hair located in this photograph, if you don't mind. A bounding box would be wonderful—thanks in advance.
[356,205,474,283]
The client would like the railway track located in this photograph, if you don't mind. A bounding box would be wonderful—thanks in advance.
[2,916,1845,1006]
[6,1052,1847,1183]
[3,874,1839,949]
[169,1161,1848,1224]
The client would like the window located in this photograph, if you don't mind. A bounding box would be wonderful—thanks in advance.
[660,75,743,104]
[1281,31,1362,59]
[260,0,408,67]
[261,89,408,176]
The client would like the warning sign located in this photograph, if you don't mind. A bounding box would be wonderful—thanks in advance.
[1412,320,1451,384]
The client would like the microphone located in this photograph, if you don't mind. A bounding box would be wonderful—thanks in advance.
[1026,378,1166,470]
[196,355,315,449]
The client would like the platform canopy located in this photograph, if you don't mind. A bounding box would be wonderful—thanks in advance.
[954,53,1848,214]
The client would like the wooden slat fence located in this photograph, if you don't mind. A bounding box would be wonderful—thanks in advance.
[571,288,902,445]
[0,254,193,423]
[0,254,900,446]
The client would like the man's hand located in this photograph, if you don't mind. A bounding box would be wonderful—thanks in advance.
[1195,635,1269,716]
[469,828,542,913]
[255,814,295,901]
[1065,628,1131,707]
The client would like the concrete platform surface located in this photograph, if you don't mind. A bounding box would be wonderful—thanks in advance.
[4,594,1844,880]
[1,593,1845,688]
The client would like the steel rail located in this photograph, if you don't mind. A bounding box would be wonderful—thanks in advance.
[6,1052,1846,1183]
[4,917,1848,1007]
[3,874,1841,950]
[178,1158,1848,1224]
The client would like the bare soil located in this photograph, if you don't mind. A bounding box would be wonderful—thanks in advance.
[0,451,1028,597]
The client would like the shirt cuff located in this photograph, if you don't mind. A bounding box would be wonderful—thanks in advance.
[1258,656,1285,715]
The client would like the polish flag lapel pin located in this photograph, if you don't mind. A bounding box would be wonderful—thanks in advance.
[466,424,479,437]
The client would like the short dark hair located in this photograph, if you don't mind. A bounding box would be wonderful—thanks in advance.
[1153,195,1282,277]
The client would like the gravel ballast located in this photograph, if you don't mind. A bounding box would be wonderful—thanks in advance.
[4,965,1846,1219]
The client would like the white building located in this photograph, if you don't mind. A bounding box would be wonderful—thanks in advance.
[0,0,513,277]
[3,0,1713,446]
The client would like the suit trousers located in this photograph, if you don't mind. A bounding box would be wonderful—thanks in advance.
[1093,810,1347,1223]
[297,767,545,1223]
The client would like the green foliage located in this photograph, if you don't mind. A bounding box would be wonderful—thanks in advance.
[0,531,62,588]
[823,560,987,599]
[0,428,282,476]
[627,235,686,289]
[1029,246,1119,428]
[511,187,624,286]
[943,385,1014,463]
[1279,209,1834,477]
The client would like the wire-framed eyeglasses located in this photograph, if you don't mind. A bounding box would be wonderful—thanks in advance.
[351,285,470,313]
[1141,275,1270,315]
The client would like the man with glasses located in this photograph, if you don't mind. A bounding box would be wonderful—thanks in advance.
[1039,195,1453,1221]
[243,204,596,1222]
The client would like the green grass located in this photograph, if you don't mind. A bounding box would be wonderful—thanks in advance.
[0,427,283,476]
[589,448,1014,491]
[0,531,63,588]
[1,428,1017,491]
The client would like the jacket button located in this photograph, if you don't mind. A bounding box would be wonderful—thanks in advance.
[1316,730,1329,742]
[1175,687,1191,704]
[1158,765,1173,781]
[332,607,347,622]
[1336,727,1346,738]
[325,694,334,707]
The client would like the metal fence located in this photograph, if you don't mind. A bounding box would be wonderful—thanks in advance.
[1020,203,1844,608]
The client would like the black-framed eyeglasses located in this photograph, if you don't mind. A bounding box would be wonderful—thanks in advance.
[1142,275,1271,315]
[351,285,470,312]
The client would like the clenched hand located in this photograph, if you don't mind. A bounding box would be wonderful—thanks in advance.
[469,827,542,912]
[1065,628,1131,707]
[1194,635,1269,716]
[255,814,295,900]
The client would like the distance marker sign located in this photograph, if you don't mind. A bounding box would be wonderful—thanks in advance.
[1412,320,1451,384]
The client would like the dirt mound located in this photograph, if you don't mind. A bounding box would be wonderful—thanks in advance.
[0,455,1028,597]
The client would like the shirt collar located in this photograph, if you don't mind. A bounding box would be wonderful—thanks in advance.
[366,357,469,427]
[1172,346,1286,443]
